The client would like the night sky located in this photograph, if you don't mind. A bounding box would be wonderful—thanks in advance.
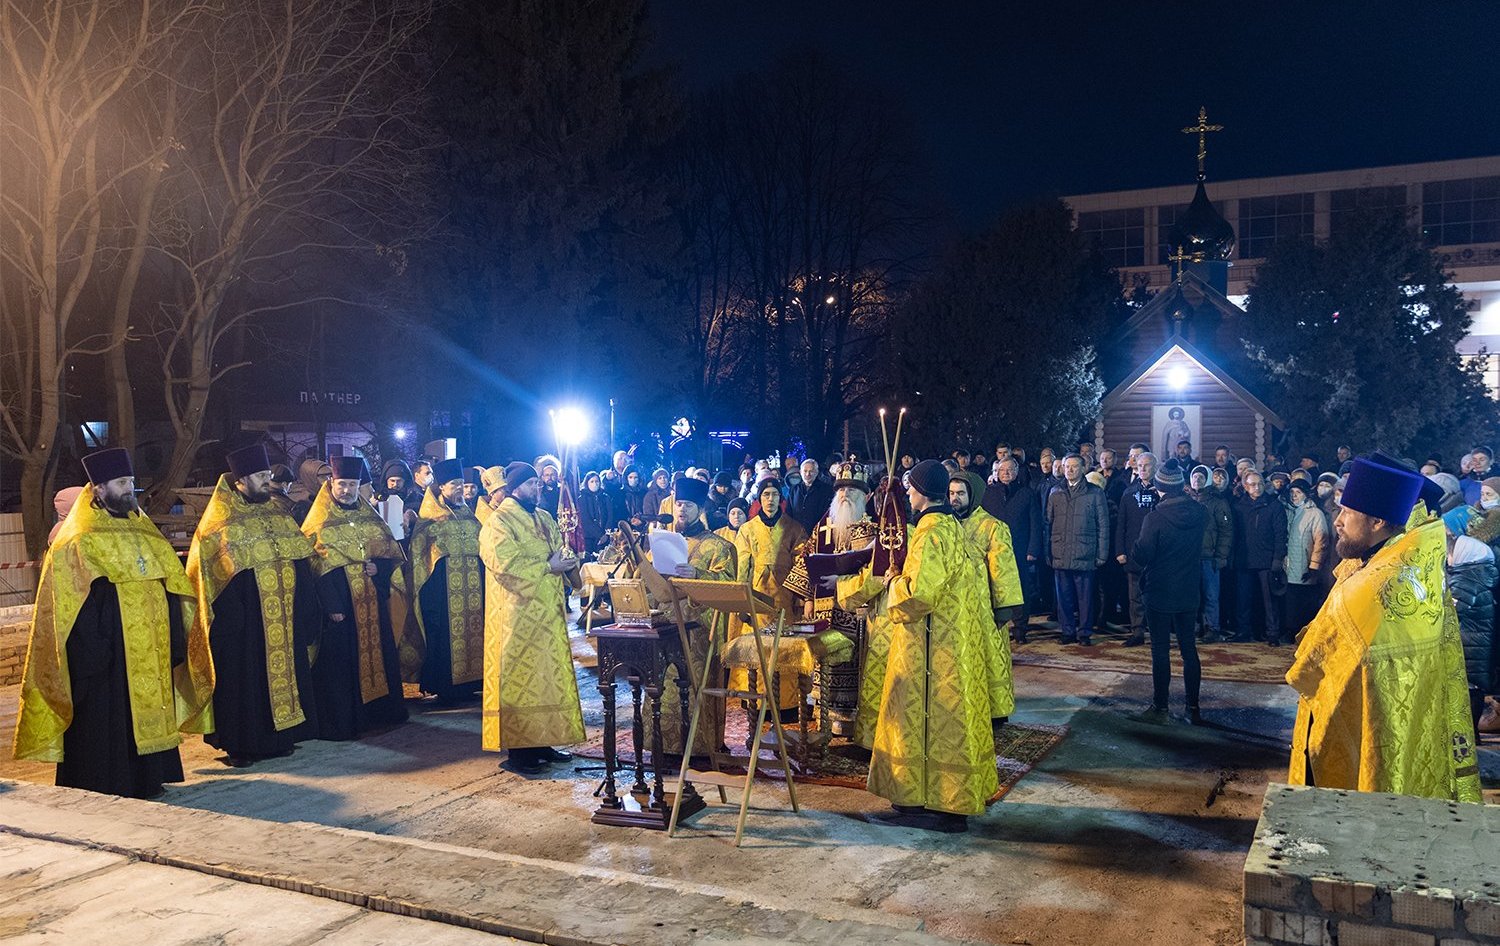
[648,1,1500,227]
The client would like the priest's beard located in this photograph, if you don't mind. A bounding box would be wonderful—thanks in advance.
[334,498,361,510]
[827,496,864,548]
[97,491,138,517]
[238,483,272,504]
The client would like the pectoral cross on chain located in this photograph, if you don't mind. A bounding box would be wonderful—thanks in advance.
[818,519,840,550]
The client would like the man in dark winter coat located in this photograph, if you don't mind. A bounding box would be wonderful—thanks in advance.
[983,457,1043,639]
[788,458,833,534]
[1231,471,1288,645]
[1133,462,1208,722]
[1188,464,1233,642]
[1114,452,1161,647]
[1046,455,1110,645]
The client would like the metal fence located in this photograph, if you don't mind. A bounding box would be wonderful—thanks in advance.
[0,514,39,608]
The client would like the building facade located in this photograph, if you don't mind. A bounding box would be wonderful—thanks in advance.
[1066,155,1500,392]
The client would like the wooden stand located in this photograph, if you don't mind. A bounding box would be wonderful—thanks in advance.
[665,577,801,847]
[589,621,705,830]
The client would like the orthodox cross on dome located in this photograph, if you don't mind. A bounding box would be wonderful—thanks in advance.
[1181,106,1223,181]
[1167,244,1194,281]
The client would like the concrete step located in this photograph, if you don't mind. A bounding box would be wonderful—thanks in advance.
[0,779,962,946]
[0,830,524,944]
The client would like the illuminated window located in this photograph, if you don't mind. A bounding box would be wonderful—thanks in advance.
[1238,193,1314,259]
[1076,208,1145,267]
[1422,177,1500,246]
[1329,186,1411,237]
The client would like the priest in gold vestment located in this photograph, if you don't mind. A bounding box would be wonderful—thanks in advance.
[301,457,409,738]
[654,475,736,756]
[730,478,807,714]
[951,470,1023,723]
[408,458,485,702]
[190,443,323,766]
[14,448,213,797]
[1287,457,1482,802]
[866,460,997,833]
[479,462,585,774]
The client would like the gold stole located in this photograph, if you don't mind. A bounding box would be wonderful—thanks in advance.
[301,484,405,703]
[14,485,211,762]
[409,489,484,684]
[187,474,317,731]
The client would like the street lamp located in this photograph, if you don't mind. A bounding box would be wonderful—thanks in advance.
[551,407,588,447]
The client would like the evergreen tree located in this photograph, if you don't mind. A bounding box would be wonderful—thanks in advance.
[1240,208,1498,462]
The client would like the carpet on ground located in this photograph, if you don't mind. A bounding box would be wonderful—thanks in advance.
[575,711,1067,805]
[1010,627,1294,685]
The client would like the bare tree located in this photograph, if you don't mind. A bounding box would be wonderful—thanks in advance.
[0,0,200,555]
[662,55,924,457]
[141,0,433,511]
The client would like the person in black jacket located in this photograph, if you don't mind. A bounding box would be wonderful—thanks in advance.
[1448,533,1498,729]
[788,458,833,534]
[1115,452,1161,646]
[1133,462,1208,722]
[982,457,1042,640]
[577,471,610,552]
[704,470,737,531]
[1230,471,1288,645]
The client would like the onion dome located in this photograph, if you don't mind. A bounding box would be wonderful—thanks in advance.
[1167,180,1235,262]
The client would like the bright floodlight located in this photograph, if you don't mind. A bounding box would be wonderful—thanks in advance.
[553,407,588,446]
[393,426,408,441]
[1167,366,1189,390]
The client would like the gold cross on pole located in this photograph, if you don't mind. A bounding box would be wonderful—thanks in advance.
[1167,244,1193,283]
[1181,106,1223,180]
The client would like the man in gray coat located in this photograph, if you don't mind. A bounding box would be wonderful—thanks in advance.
[1046,454,1110,645]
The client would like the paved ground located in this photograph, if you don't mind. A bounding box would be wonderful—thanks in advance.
[0,830,526,945]
[3,627,1496,946]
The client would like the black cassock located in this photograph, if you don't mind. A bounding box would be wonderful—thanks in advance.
[58,578,187,798]
[204,560,321,760]
[417,557,482,702]
[310,560,408,739]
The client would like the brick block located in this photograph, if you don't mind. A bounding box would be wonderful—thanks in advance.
[1464,899,1500,937]
[1310,877,1379,918]
[1257,908,1330,945]
[1393,888,1457,929]
[1438,938,1484,946]
[1339,922,1436,946]
[1246,866,1304,909]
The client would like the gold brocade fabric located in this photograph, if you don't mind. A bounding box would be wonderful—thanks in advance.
[186,474,316,732]
[478,498,584,751]
[1286,517,1482,802]
[866,511,999,816]
[963,508,1021,719]
[389,560,423,682]
[653,528,736,755]
[408,490,484,685]
[728,514,807,709]
[14,485,212,762]
[301,485,404,703]
[836,523,911,749]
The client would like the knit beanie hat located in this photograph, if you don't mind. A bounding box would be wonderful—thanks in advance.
[908,459,950,500]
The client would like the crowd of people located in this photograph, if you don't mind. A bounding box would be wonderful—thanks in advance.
[11,431,1490,838]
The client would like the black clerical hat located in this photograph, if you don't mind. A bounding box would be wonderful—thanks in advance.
[81,447,133,486]
[431,457,465,485]
[226,443,272,479]
[330,456,368,482]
